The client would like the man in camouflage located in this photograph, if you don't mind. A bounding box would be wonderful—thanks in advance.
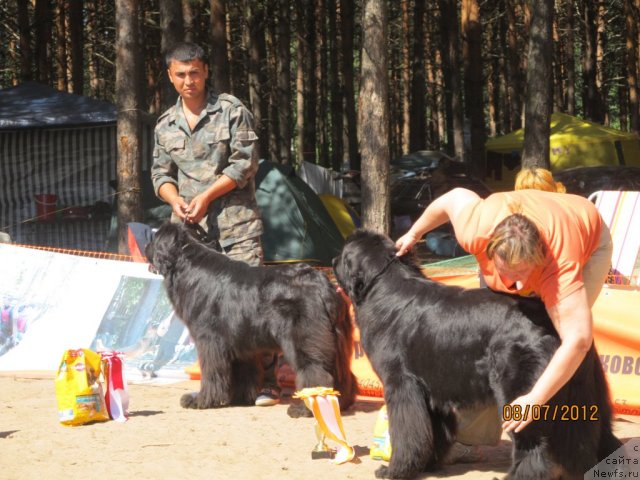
[151,42,280,406]
[151,42,263,266]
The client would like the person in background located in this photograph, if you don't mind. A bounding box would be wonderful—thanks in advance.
[395,184,612,461]
[151,42,279,407]
[514,167,566,193]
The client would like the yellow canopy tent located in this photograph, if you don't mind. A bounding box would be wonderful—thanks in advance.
[485,112,640,190]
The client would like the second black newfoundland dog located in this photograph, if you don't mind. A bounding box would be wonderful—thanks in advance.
[333,230,621,479]
[145,222,356,418]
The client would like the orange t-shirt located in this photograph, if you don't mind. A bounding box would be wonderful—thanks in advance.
[453,190,603,309]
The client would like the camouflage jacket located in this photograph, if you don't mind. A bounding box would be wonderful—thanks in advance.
[151,92,263,247]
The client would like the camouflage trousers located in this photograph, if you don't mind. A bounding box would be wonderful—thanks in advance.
[219,236,264,267]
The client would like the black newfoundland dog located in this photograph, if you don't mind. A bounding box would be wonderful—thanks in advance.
[333,230,621,479]
[145,222,357,418]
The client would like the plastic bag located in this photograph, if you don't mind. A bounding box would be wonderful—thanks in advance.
[370,404,392,461]
[100,351,129,422]
[55,348,109,426]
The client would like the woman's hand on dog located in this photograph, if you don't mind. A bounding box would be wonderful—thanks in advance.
[502,392,542,433]
[395,231,421,256]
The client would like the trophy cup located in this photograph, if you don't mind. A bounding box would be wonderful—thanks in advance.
[311,422,335,459]
[293,387,355,464]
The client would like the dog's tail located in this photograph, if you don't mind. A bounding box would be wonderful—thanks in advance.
[591,347,622,462]
[331,290,358,411]
[550,345,621,474]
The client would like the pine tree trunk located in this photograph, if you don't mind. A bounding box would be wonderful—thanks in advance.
[276,0,292,165]
[582,0,602,122]
[596,1,608,123]
[340,0,359,170]
[246,0,267,159]
[159,0,184,109]
[266,11,279,162]
[302,0,317,164]
[69,0,84,95]
[210,0,230,93]
[487,17,499,136]
[506,0,521,130]
[625,0,639,132]
[329,0,344,171]
[462,0,485,178]
[183,0,195,42]
[427,9,442,149]
[401,0,410,154]
[552,10,562,111]
[565,0,575,115]
[409,0,426,152]
[358,0,390,234]
[296,2,307,164]
[315,0,329,167]
[116,0,143,252]
[55,1,68,91]
[521,0,553,170]
[34,0,52,84]
[86,0,99,96]
[17,0,32,82]
[439,0,465,161]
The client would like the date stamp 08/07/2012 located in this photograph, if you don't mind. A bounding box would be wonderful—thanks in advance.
[502,403,600,422]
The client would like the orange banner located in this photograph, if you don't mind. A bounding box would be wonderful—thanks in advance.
[350,275,640,416]
[592,285,640,415]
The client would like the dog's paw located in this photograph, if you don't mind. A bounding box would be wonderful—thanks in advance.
[374,465,390,478]
[286,401,313,418]
[180,392,200,409]
[180,392,228,409]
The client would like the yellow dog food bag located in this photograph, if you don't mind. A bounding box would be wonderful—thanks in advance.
[55,348,109,426]
[370,404,392,461]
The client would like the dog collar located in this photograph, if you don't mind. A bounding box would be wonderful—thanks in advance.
[355,256,397,304]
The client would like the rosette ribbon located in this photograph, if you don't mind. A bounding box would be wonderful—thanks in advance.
[293,387,355,464]
[100,351,129,422]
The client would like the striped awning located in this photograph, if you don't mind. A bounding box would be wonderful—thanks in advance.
[1,124,154,250]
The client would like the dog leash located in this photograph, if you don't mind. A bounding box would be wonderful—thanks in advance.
[181,216,222,251]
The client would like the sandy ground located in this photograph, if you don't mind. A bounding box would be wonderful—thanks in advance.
[2,374,639,480]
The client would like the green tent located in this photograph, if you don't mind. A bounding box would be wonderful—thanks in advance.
[255,160,345,265]
[485,112,640,190]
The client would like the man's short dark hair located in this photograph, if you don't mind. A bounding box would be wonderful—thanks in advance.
[165,42,206,68]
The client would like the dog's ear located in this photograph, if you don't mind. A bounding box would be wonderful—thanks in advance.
[334,249,361,299]
[337,230,401,303]
[148,223,183,276]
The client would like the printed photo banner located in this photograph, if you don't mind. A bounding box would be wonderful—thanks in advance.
[0,244,194,381]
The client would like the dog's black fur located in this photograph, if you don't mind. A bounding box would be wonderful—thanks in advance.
[145,222,357,418]
[333,230,621,479]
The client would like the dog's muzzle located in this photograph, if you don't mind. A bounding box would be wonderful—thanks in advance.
[148,263,159,275]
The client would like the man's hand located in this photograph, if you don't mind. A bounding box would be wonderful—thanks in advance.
[395,231,421,256]
[186,193,210,223]
[170,196,190,220]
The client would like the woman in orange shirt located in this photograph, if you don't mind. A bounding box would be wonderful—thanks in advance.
[396,187,612,438]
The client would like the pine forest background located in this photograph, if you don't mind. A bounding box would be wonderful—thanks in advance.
[1,0,639,238]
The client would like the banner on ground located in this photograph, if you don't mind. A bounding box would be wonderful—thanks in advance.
[0,244,195,380]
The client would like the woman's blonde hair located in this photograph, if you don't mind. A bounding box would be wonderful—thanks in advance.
[514,167,566,193]
[486,213,547,267]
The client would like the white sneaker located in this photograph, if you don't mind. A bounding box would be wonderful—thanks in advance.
[255,387,281,406]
